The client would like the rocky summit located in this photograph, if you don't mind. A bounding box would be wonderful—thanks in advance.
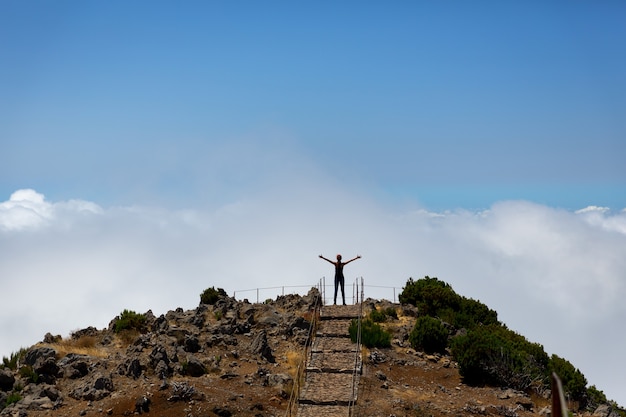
[0,289,622,417]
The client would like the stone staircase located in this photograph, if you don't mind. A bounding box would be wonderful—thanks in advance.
[296,304,362,417]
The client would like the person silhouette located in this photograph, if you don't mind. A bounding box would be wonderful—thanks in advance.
[319,254,361,305]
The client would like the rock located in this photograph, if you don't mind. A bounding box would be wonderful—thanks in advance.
[23,346,56,367]
[184,355,206,377]
[126,358,143,379]
[250,331,275,363]
[288,316,310,336]
[213,406,233,417]
[516,398,534,411]
[0,369,15,391]
[134,395,151,414]
[34,357,59,384]
[167,381,205,402]
[69,373,114,401]
[369,350,387,364]
[267,373,292,396]
[152,314,169,333]
[71,326,100,339]
[184,335,201,353]
[42,332,61,344]
[401,304,419,317]
[58,353,91,379]
[594,404,621,417]
[375,370,387,381]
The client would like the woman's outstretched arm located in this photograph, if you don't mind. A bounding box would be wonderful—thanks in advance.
[319,254,334,264]
[344,255,361,265]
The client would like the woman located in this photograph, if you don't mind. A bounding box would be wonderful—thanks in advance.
[319,253,361,305]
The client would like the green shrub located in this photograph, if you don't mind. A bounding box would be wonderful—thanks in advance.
[409,316,449,354]
[586,385,607,410]
[1,348,26,371]
[18,365,39,384]
[369,309,387,323]
[200,286,227,305]
[114,309,147,333]
[549,354,588,407]
[399,277,498,331]
[384,307,398,319]
[399,276,460,317]
[349,319,391,348]
[454,297,499,329]
[450,324,548,391]
[5,392,21,407]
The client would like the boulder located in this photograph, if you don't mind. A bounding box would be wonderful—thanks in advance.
[0,369,15,391]
[69,373,114,401]
[184,355,206,377]
[250,331,275,363]
[23,347,56,367]
[184,335,201,353]
[57,354,90,379]
[134,395,151,414]
[70,326,100,340]
[42,333,61,344]
[594,404,621,417]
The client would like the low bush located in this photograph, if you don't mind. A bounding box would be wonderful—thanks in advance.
[200,286,228,305]
[1,348,26,371]
[586,385,607,410]
[409,316,449,354]
[5,392,22,407]
[451,324,548,391]
[399,276,498,330]
[18,365,39,384]
[384,307,398,319]
[369,309,387,323]
[114,309,147,333]
[549,354,588,407]
[349,318,391,348]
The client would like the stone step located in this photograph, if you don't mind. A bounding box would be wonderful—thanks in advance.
[307,351,362,374]
[311,337,357,354]
[320,305,361,320]
[316,320,353,337]
[298,372,358,405]
[296,404,351,417]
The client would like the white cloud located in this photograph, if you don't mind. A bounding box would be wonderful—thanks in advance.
[1,189,625,406]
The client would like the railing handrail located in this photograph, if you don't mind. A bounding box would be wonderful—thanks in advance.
[284,280,322,417]
[348,276,364,416]
[232,279,404,304]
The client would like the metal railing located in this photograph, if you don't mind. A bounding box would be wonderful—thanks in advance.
[233,279,402,306]
[285,288,322,417]
[233,285,318,304]
[348,277,364,416]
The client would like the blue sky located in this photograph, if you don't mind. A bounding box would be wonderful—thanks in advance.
[2,1,626,407]
[2,1,625,210]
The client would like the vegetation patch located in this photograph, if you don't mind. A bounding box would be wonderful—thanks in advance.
[114,309,147,333]
[400,276,603,409]
[350,318,391,348]
[409,316,449,354]
[200,286,228,305]
[1,348,26,371]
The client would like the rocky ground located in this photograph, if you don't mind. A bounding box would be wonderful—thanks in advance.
[0,290,620,417]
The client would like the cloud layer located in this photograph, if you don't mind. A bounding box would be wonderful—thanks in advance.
[1,188,625,405]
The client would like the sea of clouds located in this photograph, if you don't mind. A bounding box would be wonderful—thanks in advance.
[1,187,625,405]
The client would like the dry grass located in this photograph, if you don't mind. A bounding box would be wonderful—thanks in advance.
[46,335,108,359]
[285,350,304,380]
